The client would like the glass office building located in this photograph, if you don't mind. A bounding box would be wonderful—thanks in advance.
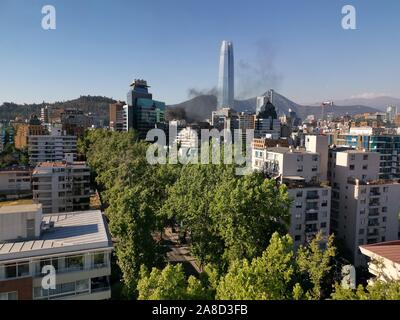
[329,133,400,179]
[126,80,166,139]
[217,41,234,109]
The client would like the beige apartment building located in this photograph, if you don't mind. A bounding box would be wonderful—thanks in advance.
[32,162,90,214]
[252,140,331,248]
[0,201,113,300]
[329,148,400,266]
[0,167,32,201]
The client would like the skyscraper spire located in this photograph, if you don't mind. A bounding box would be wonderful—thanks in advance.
[217,41,234,109]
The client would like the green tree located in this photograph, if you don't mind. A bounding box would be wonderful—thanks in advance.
[137,264,214,300]
[211,174,291,263]
[296,233,336,300]
[216,233,300,300]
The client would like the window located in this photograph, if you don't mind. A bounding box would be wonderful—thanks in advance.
[5,264,16,279]
[93,253,105,268]
[65,255,84,271]
[91,276,110,293]
[362,165,368,170]
[350,165,355,170]
[382,207,388,213]
[320,222,327,228]
[297,165,303,172]
[363,155,368,161]
[295,224,302,231]
[350,155,356,161]
[0,292,18,300]
[294,235,301,242]
[296,191,303,198]
[17,262,30,277]
[76,279,89,293]
[322,190,328,196]
[359,229,365,235]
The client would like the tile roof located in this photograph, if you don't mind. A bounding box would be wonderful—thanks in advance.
[360,241,400,264]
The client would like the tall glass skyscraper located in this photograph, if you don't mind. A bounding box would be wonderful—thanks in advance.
[217,41,234,109]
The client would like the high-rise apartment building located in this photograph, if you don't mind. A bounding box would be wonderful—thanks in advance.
[252,142,331,248]
[28,126,77,164]
[217,41,234,109]
[32,161,90,214]
[328,148,400,266]
[0,201,113,300]
[40,106,50,124]
[109,102,126,132]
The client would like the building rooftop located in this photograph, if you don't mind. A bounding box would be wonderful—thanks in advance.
[360,241,400,264]
[33,161,89,174]
[0,210,112,262]
[0,201,39,215]
[267,146,317,155]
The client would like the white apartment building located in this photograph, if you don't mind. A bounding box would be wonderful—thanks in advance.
[32,161,91,214]
[0,201,113,300]
[0,167,32,201]
[28,126,77,164]
[252,144,331,248]
[305,134,329,181]
[32,161,90,213]
[329,148,400,266]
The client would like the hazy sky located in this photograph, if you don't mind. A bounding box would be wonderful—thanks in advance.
[1,0,400,105]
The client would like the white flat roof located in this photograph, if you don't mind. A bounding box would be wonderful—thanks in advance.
[0,202,41,215]
[0,210,112,262]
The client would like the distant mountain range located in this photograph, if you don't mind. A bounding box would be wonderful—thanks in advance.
[167,91,383,122]
[0,96,116,122]
[1,92,395,125]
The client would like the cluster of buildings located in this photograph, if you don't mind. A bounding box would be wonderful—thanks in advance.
[0,105,112,300]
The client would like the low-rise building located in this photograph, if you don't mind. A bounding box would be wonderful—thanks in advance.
[0,167,32,201]
[32,161,90,214]
[0,201,113,300]
[360,241,400,281]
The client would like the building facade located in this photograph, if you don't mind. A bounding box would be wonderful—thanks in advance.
[0,167,32,201]
[217,40,234,109]
[28,126,77,164]
[329,148,400,266]
[14,116,47,150]
[32,161,90,214]
[252,144,331,248]
[0,202,113,300]
[125,79,166,139]
[109,102,126,132]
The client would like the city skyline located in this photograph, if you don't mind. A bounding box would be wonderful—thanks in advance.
[1,0,400,106]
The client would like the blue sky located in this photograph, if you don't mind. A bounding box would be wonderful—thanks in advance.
[1,0,400,105]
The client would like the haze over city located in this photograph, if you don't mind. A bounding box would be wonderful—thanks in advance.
[1,0,400,105]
